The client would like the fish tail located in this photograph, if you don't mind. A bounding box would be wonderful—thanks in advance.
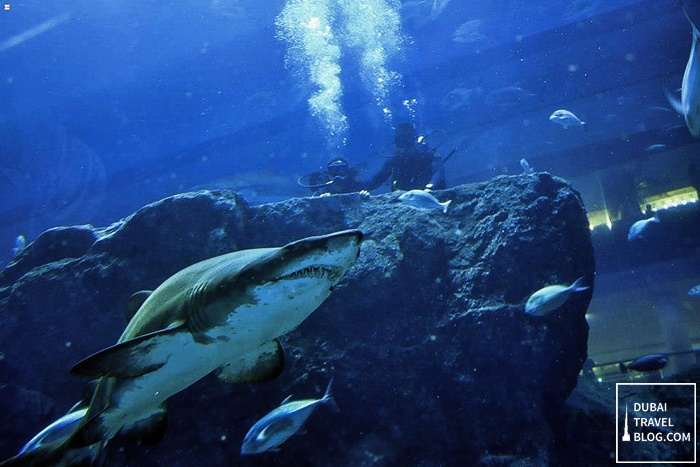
[664,87,685,116]
[570,276,590,293]
[321,379,339,413]
[619,362,628,374]
[441,200,452,214]
[682,0,700,36]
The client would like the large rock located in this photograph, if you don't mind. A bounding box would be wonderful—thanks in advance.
[0,173,594,465]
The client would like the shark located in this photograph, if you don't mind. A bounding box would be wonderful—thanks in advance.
[666,1,700,137]
[1,229,362,466]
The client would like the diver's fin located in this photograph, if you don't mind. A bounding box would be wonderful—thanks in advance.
[122,403,168,446]
[125,290,152,322]
[70,324,188,379]
[214,338,285,384]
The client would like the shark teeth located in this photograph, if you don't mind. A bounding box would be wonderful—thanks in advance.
[277,265,340,282]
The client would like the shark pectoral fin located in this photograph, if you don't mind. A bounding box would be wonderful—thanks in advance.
[70,324,188,379]
[123,403,168,446]
[215,338,285,384]
[125,290,153,322]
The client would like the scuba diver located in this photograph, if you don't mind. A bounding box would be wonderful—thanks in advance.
[365,123,447,192]
[298,157,363,195]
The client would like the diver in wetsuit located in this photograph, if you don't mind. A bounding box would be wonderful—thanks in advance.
[298,157,363,195]
[365,123,446,192]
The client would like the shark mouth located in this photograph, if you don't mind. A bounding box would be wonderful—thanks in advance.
[276,265,343,282]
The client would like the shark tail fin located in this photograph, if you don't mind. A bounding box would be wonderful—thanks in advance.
[321,379,340,413]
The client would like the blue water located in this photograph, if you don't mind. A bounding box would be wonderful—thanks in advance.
[1,0,691,263]
[2,1,700,465]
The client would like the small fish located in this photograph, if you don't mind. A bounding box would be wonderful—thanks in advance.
[688,284,700,296]
[19,407,87,455]
[665,2,700,137]
[525,277,589,316]
[12,234,26,257]
[398,189,452,214]
[620,354,668,373]
[627,216,660,241]
[520,158,534,174]
[549,109,585,129]
[241,380,337,455]
[644,144,668,153]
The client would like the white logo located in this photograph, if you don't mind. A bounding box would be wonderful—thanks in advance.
[622,404,631,442]
[616,383,696,463]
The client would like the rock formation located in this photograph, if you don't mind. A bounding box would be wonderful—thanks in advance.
[0,173,595,465]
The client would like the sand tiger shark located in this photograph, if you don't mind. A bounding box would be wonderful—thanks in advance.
[1,229,362,466]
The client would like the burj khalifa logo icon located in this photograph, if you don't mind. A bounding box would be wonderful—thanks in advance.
[622,404,631,442]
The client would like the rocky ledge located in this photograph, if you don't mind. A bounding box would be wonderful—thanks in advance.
[0,173,594,466]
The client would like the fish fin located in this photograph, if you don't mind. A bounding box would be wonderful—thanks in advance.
[570,276,589,293]
[122,403,168,446]
[125,290,152,322]
[215,338,285,384]
[281,394,294,405]
[70,324,188,378]
[322,379,340,413]
[441,199,452,214]
[682,1,700,37]
[664,87,685,115]
[258,418,295,441]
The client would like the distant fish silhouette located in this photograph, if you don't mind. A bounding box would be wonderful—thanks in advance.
[620,354,668,373]
[627,216,660,241]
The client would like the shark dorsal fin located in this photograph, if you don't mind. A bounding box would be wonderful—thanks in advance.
[281,394,293,405]
[125,290,153,322]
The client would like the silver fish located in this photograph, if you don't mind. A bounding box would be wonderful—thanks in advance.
[241,380,337,455]
[665,2,700,137]
[549,109,585,129]
[398,189,452,214]
[525,277,589,316]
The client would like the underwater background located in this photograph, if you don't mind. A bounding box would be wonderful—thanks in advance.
[1,0,700,465]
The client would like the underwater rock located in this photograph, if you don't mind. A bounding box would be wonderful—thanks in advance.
[0,225,98,285]
[0,173,594,465]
